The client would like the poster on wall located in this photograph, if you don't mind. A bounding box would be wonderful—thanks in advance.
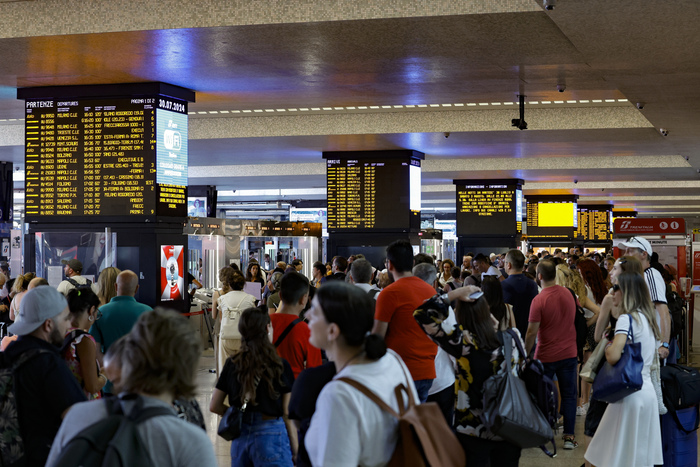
[161,245,184,301]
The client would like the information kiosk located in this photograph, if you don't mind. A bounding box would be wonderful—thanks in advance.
[323,150,423,270]
[19,83,194,310]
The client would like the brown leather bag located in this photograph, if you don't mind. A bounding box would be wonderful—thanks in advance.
[337,361,465,467]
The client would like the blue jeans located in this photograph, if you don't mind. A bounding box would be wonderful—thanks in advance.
[230,413,292,467]
[542,357,578,436]
[413,379,434,404]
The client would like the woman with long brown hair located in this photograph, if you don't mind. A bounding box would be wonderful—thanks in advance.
[210,306,297,466]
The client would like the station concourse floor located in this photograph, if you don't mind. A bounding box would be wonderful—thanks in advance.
[194,349,593,467]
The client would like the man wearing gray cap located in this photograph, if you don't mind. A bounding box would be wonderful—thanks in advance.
[620,236,671,359]
[2,286,86,466]
[56,258,92,296]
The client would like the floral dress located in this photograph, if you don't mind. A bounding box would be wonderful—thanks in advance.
[414,295,522,439]
[62,327,102,400]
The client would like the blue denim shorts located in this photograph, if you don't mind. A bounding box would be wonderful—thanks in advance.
[230,413,292,467]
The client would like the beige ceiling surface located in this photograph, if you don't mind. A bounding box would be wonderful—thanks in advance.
[0,0,698,225]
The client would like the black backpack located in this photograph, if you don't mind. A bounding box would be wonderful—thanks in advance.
[661,364,700,433]
[67,277,92,288]
[567,288,588,362]
[666,290,686,340]
[51,394,175,467]
[0,349,52,467]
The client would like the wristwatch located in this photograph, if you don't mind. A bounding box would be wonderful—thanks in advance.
[439,293,450,302]
[661,342,669,349]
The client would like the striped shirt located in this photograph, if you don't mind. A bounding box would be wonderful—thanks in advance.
[644,267,667,304]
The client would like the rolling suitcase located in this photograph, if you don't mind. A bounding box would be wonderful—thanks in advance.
[661,406,698,467]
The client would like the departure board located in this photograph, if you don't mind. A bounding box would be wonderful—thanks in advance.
[525,196,578,238]
[454,179,523,236]
[577,206,612,241]
[23,95,188,220]
[324,152,422,232]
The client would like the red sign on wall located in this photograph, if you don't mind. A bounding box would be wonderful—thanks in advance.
[613,218,686,235]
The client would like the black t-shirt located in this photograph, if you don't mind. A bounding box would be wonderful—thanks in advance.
[4,335,86,466]
[288,362,336,467]
[216,357,294,417]
[501,273,540,338]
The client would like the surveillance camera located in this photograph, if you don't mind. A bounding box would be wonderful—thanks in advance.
[636,102,645,110]
[444,132,450,139]
[573,179,578,184]
[659,128,669,136]
[543,0,556,10]
[557,84,566,92]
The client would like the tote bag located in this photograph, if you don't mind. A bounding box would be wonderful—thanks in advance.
[591,317,643,403]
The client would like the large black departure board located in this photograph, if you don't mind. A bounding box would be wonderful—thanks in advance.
[20,84,192,221]
[323,151,423,232]
[454,179,523,236]
[577,206,612,241]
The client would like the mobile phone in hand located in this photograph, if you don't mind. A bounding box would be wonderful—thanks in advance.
[468,291,484,300]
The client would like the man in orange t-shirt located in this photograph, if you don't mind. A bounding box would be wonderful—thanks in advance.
[372,240,437,403]
[270,272,322,378]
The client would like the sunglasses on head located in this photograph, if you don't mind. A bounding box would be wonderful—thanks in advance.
[612,284,620,292]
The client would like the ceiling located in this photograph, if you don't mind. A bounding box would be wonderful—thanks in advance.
[1,0,699,226]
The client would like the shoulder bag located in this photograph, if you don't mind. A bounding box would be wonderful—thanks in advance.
[591,316,643,403]
[481,331,554,449]
[220,294,250,340]
[579,335,609,383]
[218,377,260,441]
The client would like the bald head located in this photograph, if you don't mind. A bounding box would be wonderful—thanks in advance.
[27,277,49,290]
[116,270,139,296]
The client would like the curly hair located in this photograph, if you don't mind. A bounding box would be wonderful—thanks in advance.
[229,307,284,405]
[245,262,263,282]
[577,259,607,304]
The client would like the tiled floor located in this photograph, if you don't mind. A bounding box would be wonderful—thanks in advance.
[194,350,592,467]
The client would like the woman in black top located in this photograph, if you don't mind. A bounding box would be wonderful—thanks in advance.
[246,262,265,292]
[210,306,297,466]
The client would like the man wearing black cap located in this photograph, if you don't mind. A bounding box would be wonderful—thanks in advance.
[3,286,86,466]
[56,258,91,296]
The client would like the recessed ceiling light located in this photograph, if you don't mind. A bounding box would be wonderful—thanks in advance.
[208,111,219,114]
[467,103,477,107]
[441,104,453,107]
[232,110,241,113]
[429,104,440,107]
[275,109,285,112]
[541,101,552,104]
[405,105,416,108]
[393,105,404,108]
[357,106,368,109]
[490,102,501,106]
[528,101,539,105]
[554,100,564,104]
[566,100,577,104]
[453,103,464,107]
[220,110,230,113]
[417,104,428,108]
[605,99,616,103]
[323,107,333,111]
[300,108,310,111]
[311,107,321,111]
[264,109,274,112]
[242,110,252,113]
[346,106,357,110]
[579,100,590,103]
[253,109,263,113]
[288,109,297,112]
[197,111,207,114]
[478,103,489,106]
[370,106,380,109]
[382,105,392,109]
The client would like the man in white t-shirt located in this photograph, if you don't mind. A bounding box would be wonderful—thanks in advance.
[349,259,380,299]
[619,236,671,359]
[56,259,91,296]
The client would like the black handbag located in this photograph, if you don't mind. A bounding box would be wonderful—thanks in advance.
[217,378,259,441]
[481,331,553,448]
[591,317,643,403]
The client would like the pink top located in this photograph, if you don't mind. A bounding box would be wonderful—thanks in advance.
[62,327,102,400]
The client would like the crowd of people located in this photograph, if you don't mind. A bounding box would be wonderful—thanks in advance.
[0,234,679,466]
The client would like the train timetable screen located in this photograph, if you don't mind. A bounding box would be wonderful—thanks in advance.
[24,96,188,219]
[326,158,420,231]
[526,201,577,238]
[456,183,522,236]
[577,207,612,241]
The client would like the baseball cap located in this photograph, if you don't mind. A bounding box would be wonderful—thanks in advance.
[61,258,83,272]
[619,236,652,256]
[8,286,68,336]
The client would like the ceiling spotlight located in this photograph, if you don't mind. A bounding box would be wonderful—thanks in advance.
[544,0,556,10]
[636,102,645,110]
[444,132,450,139]
[557,84,566,92]
[511,95,528,130]
[659,128,669,137]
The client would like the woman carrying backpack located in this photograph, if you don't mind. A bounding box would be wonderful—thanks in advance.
[63,288,106,400]
[304,282,419,466]
[414,285,524,466]
[210,306,297,466]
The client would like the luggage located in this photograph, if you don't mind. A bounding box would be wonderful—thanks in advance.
[661,406,698,467]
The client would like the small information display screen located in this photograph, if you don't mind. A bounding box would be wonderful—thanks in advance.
[454,179,523,236]
[325,155,421,232]
[577,206,612,241]
[525,196,578,239]
[24,95,188,220]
